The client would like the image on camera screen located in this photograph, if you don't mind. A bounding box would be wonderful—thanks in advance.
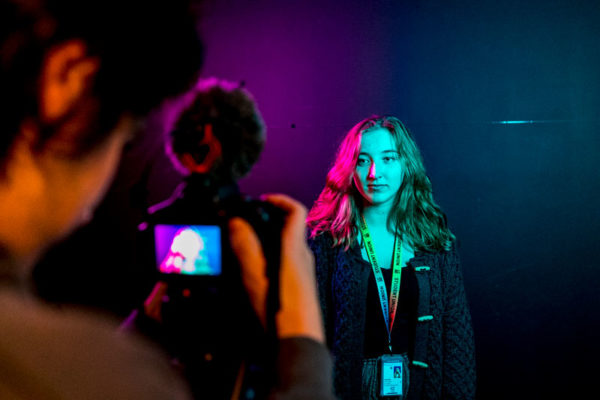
[154,224,222,276]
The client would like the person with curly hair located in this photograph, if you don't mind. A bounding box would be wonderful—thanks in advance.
[134,78,335,400]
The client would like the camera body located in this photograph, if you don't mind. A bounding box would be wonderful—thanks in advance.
[140,177,284,399]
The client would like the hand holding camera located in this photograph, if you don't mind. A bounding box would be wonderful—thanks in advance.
[145,193,324,343]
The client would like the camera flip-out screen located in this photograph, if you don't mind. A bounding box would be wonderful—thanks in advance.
[154,224,222,276]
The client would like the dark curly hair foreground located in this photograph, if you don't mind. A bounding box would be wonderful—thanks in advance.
[167,78,266,184]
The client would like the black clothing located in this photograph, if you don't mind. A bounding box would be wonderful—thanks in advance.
[309,233,476,400]
[363,265,418,359]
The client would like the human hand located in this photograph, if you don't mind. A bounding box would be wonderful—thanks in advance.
[228,194,325,343]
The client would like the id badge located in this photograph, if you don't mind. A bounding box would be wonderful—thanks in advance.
[379,354,404,397]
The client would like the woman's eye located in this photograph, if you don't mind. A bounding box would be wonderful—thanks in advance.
[357,158,369,166]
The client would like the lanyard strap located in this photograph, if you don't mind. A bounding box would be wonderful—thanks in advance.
[358,215,403,352]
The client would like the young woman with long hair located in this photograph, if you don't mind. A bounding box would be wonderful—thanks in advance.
[307,116,475,400]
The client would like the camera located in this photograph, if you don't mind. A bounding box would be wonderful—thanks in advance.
[140,175,284,399]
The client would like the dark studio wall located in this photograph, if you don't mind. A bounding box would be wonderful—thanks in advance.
[34,0,600,398]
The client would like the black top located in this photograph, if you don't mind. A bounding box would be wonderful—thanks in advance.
[363,264,418,359]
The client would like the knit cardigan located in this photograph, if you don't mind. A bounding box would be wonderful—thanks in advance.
[308,234,476,400]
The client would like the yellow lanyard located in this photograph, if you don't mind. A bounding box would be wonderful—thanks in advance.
[358,215,403,352]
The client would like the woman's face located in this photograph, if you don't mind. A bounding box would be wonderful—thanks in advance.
[353,127,404,210]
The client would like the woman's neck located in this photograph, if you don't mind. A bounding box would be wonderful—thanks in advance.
[362,202,393,231]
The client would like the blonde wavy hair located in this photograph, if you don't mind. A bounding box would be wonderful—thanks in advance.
[307,115,455,252]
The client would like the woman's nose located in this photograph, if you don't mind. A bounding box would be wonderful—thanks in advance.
[368,162,376,179]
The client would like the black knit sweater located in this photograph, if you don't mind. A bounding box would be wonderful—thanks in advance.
[308,234,476,400]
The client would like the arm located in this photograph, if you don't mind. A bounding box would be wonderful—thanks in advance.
[230,194,335,400]
[441,245,477,399]
[230,194,324,343]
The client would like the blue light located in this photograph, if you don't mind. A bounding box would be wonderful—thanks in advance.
[489,119,580,125]
[492,120,535,124]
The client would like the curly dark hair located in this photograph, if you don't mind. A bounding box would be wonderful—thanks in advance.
[167,78,266,183]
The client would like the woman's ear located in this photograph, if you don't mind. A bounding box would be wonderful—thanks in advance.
[39,39,99,123]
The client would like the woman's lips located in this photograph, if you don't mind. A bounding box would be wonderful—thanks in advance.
[368,184,386,191]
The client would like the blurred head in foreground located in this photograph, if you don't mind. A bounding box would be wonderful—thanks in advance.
[0,0,204,278]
